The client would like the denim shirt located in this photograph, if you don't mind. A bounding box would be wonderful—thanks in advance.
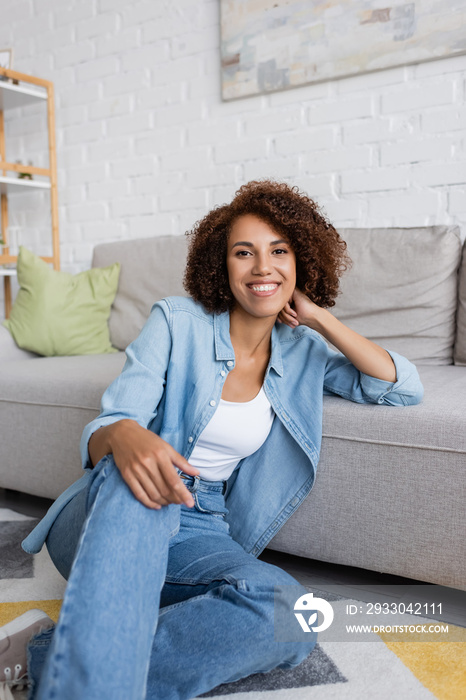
[22,296,424,557]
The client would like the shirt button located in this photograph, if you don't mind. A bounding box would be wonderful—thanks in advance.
[227,360,234,367]
[210,400,216,407]
[220,370,226,377]
[188,436,193,443]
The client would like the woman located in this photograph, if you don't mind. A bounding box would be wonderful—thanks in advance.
[2,180,423,700]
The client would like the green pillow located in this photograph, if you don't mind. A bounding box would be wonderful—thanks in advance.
[3,246,120,356]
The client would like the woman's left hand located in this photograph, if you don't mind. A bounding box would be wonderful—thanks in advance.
[278,288,324,329]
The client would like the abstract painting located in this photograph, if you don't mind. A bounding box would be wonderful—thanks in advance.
[220,0,466,100]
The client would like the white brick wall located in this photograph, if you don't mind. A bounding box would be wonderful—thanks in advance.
[1,0,466,316]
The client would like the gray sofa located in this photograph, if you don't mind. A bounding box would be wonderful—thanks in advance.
[1,226,465,590]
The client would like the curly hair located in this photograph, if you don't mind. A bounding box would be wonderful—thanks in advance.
[183,179,351,314]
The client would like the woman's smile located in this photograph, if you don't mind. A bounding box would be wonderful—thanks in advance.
[246,282,280,296]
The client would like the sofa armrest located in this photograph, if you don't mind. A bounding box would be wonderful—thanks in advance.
[0,324,39,361]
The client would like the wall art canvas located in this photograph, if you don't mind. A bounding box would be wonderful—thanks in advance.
[220,0,466,100]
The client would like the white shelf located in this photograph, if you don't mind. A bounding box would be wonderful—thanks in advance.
[0,80,47,110]
[0,268,17,276]
[0,176,51,195]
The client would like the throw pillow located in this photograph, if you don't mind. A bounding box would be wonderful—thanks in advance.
[333,226,462,365]
[3,246,120,356]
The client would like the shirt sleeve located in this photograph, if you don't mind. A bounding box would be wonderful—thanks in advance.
[323,347,424,406]
[79,300,172,469]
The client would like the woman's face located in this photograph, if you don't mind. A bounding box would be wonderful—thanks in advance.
[226,214,296,321]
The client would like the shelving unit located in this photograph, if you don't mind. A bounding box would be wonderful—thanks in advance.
[0,67,59,318]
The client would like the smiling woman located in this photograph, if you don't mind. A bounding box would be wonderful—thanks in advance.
[183,179,350,313]
[227,215,296,317]
[10,179,423,700]
[221,213,298,402]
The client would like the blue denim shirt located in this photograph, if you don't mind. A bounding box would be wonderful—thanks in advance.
[22,296,423,557]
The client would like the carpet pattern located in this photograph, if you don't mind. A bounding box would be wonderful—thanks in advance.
[1,508,464,700]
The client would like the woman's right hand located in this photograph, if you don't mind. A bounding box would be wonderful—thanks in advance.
[88,419,200,510]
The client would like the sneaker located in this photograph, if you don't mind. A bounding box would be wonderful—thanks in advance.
[0,609,54,700]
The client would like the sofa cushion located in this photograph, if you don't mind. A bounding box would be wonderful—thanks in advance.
[334,226,462,365]
[0,353,126,409]
[0,324,38,362]
[454,239,466,365]
[321,364,466,454]
[0,353,126,498]
[92,236,189,350]
[3,247,121,356]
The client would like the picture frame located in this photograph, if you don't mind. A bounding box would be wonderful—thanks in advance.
[220,0,466,100]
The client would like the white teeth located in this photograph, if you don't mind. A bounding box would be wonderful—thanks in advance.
[251,284,277,292]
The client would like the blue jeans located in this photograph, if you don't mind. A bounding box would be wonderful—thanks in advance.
[27,455,317,700]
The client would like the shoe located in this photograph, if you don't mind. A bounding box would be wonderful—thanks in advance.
[0,609,54,700]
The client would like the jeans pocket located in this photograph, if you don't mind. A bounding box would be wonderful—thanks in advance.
[193,491,229,519]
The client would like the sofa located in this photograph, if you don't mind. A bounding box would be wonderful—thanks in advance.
[1,225,465,590]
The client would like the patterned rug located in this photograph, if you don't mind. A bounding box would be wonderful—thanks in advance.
[1,508,465,700]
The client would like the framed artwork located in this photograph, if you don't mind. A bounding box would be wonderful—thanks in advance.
[0,49,13,71]
[0,49,13,82]
[220,0,466,100]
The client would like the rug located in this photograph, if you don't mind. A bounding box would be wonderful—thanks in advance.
[1,508,465,700]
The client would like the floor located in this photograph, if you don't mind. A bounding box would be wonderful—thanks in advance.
[2,487,465,629]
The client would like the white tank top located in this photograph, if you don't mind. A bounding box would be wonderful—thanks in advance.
[189,386,275,481]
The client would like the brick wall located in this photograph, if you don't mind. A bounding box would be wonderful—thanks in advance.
[1,0,465,315]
